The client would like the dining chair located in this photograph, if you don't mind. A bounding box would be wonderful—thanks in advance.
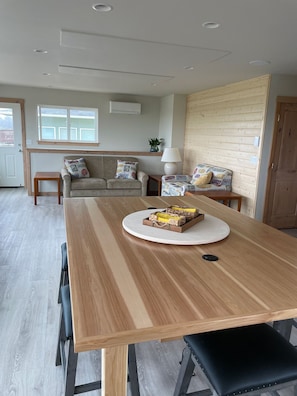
[56,284,140,396]
[173,323,297,396]
[58,242,68,303]
[273,319,295,341]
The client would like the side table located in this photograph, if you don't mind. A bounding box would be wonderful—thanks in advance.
[185,190,242,212]
[34,172,61,205]
[147,175,163,196]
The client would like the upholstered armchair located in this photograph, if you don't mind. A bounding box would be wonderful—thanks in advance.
[161,163,232,196]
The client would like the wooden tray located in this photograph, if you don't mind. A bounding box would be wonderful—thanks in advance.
[143,213,204,233]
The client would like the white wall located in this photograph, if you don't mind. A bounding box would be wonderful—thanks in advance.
[159,95,174,147]
[1,84,177,188]
[0,85,161,150]
[159,94,186,173]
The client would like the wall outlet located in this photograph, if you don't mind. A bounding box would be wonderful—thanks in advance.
[254,136,260,147]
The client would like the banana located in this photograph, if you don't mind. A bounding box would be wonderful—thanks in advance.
[149,212,186,226]
[170,206,197,213]
[166,206,199,218]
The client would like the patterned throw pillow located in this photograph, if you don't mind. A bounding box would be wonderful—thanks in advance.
[115,160,138,179]
[191,171,213,186]
[64,158,90,178]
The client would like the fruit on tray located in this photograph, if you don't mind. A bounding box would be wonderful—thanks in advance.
[148,212,186,226]
[166,206,199,219]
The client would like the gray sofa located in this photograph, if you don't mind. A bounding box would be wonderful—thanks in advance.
[61,155,148,198]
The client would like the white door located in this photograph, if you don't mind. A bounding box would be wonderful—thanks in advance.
[0,103,24,186]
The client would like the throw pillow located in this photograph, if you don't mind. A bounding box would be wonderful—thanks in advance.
[64,158,90,178]
[115,160,138,179]
[191,171,213,186]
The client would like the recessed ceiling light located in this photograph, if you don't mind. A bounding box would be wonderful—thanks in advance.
[249,60,271,66]
[202,21,220,29]
[92,3,113,12]
[34,49,48,54]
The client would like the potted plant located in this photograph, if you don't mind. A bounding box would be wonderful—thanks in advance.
[149,138,163,152]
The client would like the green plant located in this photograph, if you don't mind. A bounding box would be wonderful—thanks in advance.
[149,138,162,147]
[148,137,163,152]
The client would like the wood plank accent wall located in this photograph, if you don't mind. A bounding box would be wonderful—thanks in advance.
[184,75,271,217]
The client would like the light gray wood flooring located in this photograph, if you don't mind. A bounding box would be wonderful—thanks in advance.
[0,188,296,396]
[0,188,210,396]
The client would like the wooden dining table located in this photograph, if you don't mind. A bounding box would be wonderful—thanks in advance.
[64,195,297,396]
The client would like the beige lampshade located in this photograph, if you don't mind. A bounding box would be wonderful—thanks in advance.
[161,147,182,175]
[161,147,182,163]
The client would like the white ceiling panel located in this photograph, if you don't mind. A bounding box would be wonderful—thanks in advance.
[1,0,297,96]
[60,30,230,75]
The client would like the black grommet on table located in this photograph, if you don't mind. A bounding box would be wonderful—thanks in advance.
[202,254,219,261]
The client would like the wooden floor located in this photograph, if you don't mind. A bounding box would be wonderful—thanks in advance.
[1,188,297,396]
[0,188,211,396]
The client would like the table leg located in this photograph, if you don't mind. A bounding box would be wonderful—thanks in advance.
[102,345,128,396]
[57,178,61,204]
[34,178,38,205]
[237,197,242,212]
[157,180,162,196]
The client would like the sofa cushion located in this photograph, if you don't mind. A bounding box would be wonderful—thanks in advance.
[64,158,90,179]
[191,165,210,182]
[115,160,138,179]
[107,178,141,190]
[191,171,213,186]
[211,167,229,187]
[71,178,106,190]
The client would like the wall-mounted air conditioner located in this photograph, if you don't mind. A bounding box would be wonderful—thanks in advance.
[109,101,141,115]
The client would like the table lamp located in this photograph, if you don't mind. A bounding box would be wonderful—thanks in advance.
[161,147,182,175]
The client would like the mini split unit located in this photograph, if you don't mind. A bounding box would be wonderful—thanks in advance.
[109,101,141,115]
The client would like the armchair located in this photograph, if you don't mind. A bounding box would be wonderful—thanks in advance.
[161,163,232,196]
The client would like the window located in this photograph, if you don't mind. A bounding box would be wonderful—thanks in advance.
[0,107,14,147]
[37,105,98,143]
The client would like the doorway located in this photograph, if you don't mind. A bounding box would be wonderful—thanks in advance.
[0,100,25,187]
[263,97,297,228]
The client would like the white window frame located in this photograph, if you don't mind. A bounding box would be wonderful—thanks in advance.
[37,105,99,144]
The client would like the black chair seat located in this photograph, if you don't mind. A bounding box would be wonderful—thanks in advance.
[184,324,297,396]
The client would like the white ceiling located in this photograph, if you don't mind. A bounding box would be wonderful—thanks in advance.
[2,0,297,97]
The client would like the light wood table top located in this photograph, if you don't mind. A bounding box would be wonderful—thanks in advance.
[64,195,297,396]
